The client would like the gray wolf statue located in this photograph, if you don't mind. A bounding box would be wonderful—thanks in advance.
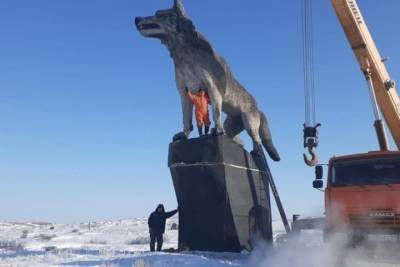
[135,0,280,161]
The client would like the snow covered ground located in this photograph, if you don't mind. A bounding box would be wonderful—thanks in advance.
[0,218,399,266]
[0,217,179,266]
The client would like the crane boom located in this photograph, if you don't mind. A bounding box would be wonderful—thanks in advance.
[331,0,400,150]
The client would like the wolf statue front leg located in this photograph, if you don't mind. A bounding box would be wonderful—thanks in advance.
[181,96,193,136]
[172,91,193,142]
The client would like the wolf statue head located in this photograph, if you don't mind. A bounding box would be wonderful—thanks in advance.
[135,0,212,56]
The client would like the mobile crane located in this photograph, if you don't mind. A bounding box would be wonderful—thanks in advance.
[296,0,400,241]
[314,0,400,241]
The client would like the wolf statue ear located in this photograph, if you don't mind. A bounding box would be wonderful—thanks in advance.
[173,0,186,17]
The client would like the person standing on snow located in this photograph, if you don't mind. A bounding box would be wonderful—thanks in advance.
[186,88,211,136]
[148,204,178,252]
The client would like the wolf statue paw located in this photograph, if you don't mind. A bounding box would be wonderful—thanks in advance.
[173,132,188,142]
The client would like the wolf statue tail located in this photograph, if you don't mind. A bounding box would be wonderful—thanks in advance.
[259,112,281,161]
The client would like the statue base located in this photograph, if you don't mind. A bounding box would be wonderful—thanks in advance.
[168,135,272,252]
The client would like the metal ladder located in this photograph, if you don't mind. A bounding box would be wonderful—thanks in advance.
[252,147,291,234]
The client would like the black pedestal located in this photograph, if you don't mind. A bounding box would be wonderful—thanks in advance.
[168,135,272,252]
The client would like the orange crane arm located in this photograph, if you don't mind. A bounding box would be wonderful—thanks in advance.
[331,0,400,150]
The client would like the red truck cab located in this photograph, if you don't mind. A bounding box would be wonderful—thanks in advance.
[316,151,400,240]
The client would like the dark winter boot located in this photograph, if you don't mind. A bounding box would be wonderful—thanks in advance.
[197,125,203,136]
[205,125,210,135]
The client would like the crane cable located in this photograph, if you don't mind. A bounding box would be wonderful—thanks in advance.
[302,0,315,126]
[301,0,320,167]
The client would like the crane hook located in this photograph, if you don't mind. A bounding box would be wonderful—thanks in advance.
[303,147,318,167]
[303,123,320,167]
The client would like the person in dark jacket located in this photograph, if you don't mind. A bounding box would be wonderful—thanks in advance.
[148,204,178,252]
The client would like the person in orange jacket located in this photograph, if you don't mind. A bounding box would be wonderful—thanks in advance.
[186,88,211,136]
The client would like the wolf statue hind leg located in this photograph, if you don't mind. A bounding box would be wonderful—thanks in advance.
[241,110,280,162]
[242,112,262,150]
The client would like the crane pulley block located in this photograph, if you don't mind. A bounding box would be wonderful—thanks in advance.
[303,123,321,150]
